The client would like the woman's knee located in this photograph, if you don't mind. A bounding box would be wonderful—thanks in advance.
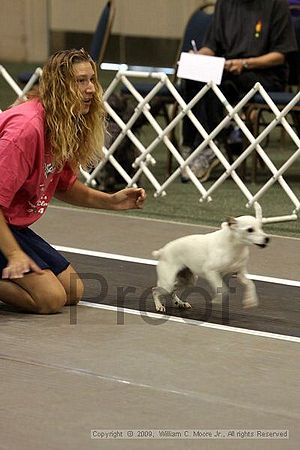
[58,266,84,306]
[12,268,82,313]
[67,276,84,305]
[5,271,67,314]
[34,284,67,314]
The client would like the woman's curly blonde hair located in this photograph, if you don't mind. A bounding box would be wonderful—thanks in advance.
[39,48,106,171]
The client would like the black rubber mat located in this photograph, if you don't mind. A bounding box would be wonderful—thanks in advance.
[63,252,300,338]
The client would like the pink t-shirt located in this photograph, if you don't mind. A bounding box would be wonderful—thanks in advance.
[0,99,77,227]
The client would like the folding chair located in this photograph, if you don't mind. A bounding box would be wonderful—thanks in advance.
[120,3,215,127]
[17,0,116,84]
[89,0,116,64]
[244,14,300,182]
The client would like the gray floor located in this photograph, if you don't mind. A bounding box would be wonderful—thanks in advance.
[1,205,300,450]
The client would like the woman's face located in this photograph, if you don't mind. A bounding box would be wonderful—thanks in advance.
[73,61,96,114]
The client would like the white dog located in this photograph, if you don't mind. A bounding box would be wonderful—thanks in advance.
[152,203,269,313]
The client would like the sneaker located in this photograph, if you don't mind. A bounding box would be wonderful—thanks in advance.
[189,156,208,179]
[199,157,220,182]
[190,147,219,181]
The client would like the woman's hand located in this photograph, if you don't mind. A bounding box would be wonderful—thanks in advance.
[111,187,146,210]
[2,250,43,279]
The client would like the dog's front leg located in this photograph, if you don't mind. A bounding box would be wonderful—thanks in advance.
[152,287,169,313]
[237,270,258,308]
[171,292,192,310]
[205,272,227,304]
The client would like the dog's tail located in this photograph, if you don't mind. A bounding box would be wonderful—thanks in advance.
[152,249,163,259]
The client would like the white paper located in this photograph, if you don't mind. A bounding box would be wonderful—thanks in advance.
[177,52,225,85]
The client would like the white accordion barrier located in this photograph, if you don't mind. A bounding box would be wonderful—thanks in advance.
[84,69,300,224]
[1,65,300,224]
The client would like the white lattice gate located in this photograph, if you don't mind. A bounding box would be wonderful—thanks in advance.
[83,70,300,224]
[1,65,299,224]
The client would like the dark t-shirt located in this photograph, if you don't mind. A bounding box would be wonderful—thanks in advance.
[203,0,298,83]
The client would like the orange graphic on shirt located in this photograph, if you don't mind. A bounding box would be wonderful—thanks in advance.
[255,20,262,38]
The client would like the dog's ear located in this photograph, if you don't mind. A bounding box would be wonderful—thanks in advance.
[226,216,238,227]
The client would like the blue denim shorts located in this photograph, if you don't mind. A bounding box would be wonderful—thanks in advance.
[0,226,70,279]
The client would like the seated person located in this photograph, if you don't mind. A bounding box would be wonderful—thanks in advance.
[181,0,298,182]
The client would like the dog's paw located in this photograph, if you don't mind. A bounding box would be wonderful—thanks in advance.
[155,304,166,313]
[243,297,258,309]
[177,301,192,310]
[173,297,192,309]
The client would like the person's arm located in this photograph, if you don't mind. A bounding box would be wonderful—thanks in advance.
[198,47,215,57]
[190,46,215,56]
[0,208,43,279]
[54,179,146,210]
[224,51,285,75]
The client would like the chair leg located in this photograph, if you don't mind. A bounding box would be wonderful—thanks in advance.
[247,106,263,183]
[166,102,179,176]
[167,136,177,175]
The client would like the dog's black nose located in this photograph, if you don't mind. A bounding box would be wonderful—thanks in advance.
[265,236,270,244]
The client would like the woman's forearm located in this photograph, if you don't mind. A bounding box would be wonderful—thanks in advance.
[54,179,116,209]
[55,179,146,211]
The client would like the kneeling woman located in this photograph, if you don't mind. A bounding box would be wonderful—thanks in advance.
[0,48,146,314]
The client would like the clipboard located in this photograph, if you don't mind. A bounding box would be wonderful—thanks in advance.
[177,52,225,85]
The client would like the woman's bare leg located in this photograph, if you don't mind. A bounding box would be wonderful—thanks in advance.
[57,265,84,305]
[0,265,84,313]
[0,269,67,314]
